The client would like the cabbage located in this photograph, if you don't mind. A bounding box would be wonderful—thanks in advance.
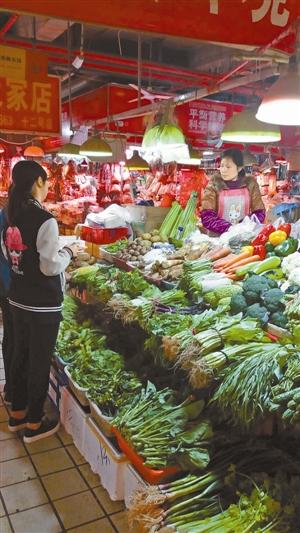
[158,124,185,146]
[142,123,185,149]
[142,125,161,148]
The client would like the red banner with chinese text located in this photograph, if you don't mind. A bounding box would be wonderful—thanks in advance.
[0,75,61,136]
[1,0,299,52]
[176,100,244,142]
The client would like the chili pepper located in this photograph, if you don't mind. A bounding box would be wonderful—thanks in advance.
[252,233,269,246]
[274,237,298,257]
[253,245,266,260]
[278,223,291,237]
[260,224,275,237]
[268,230,287,247]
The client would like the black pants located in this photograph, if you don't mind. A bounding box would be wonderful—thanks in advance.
[0,297,14,399]
[10,306,61,423]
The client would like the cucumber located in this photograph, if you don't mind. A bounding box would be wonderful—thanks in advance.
[235,261,260,278]
[251,256,281,275]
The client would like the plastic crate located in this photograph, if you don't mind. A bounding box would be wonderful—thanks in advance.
[124,464,148,509]
[60,387,89,455]
[112,427,179,484]
[84,417,127,501]
[80,225,128,245]
[64,367,90,407]
[88,398,114,437]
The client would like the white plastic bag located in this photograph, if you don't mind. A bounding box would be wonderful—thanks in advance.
[85,204,133,228]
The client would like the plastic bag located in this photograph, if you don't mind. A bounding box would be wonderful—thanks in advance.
[219,215,260,245]
[85,204,133,228]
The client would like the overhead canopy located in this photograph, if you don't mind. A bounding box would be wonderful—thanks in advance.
[0,0,299,50]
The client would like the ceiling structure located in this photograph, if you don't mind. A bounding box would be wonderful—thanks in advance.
[0,1,299,153]
[0,10,291,106]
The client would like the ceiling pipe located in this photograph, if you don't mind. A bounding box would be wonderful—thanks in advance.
[47,54,208,88]
[0,35,219,84]
[217,22,294,86]
[0,13,19,38]
[93,64,279,126]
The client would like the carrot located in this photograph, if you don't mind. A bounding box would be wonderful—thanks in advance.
[223,255,261,273]
[213,253,236,268]
[226,274,240,280]
[217,250,251,270]
[209,247,231,262]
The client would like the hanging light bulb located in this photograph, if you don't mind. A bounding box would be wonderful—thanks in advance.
[79,137,112,157]
[256,23,300,126]
[24,145,45,158]
[221,108,281,143]
[57,143,80,158]
[126,150,149,170]
[0,143,5,154]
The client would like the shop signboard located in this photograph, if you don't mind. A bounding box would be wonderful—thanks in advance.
[1,0,299,51]
[0,45,60,135]
[176,100,244,142]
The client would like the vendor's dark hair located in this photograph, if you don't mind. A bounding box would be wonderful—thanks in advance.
[221,148,245,177]
[8,160,47,225]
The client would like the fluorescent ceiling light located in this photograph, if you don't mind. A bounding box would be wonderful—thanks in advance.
[57,143,80,158]
[256,67,300,126]
[221,109,281,143]
[126,150,149,170]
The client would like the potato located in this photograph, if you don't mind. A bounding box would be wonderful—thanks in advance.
[152,229,160,235]
[141,233,152,240]
[88,257,96,265]
[77,252,91,261]
[151,235,161,243]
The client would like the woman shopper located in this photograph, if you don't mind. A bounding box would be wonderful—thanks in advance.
[0,205,13,406]
[200,148,265,235]
[4,160,77,443]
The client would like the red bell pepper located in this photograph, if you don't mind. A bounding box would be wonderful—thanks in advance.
[259,224,275,238]
[253,245,266,260]
[252,233,269,246]
[278,223,291,237]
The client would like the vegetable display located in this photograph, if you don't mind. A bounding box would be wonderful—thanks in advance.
[63,218,300,531]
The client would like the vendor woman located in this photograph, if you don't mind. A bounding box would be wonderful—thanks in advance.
[200,148,265,235]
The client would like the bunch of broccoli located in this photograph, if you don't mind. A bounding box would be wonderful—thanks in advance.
[230,274,286,328]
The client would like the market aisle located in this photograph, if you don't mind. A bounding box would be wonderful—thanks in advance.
[0,353,130,532]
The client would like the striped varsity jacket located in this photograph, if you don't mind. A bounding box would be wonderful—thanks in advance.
[3,199,71,313]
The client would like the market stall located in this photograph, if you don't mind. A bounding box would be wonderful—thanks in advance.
[48,202,300,530]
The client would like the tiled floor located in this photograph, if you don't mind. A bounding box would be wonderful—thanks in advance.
[0,358,130,532]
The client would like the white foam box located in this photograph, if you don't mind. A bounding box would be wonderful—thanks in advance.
[59,387,89,455]
[124,463,148,509]
[84,416,127,501]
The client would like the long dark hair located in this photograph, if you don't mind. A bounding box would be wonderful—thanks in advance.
[8,160,47,225]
